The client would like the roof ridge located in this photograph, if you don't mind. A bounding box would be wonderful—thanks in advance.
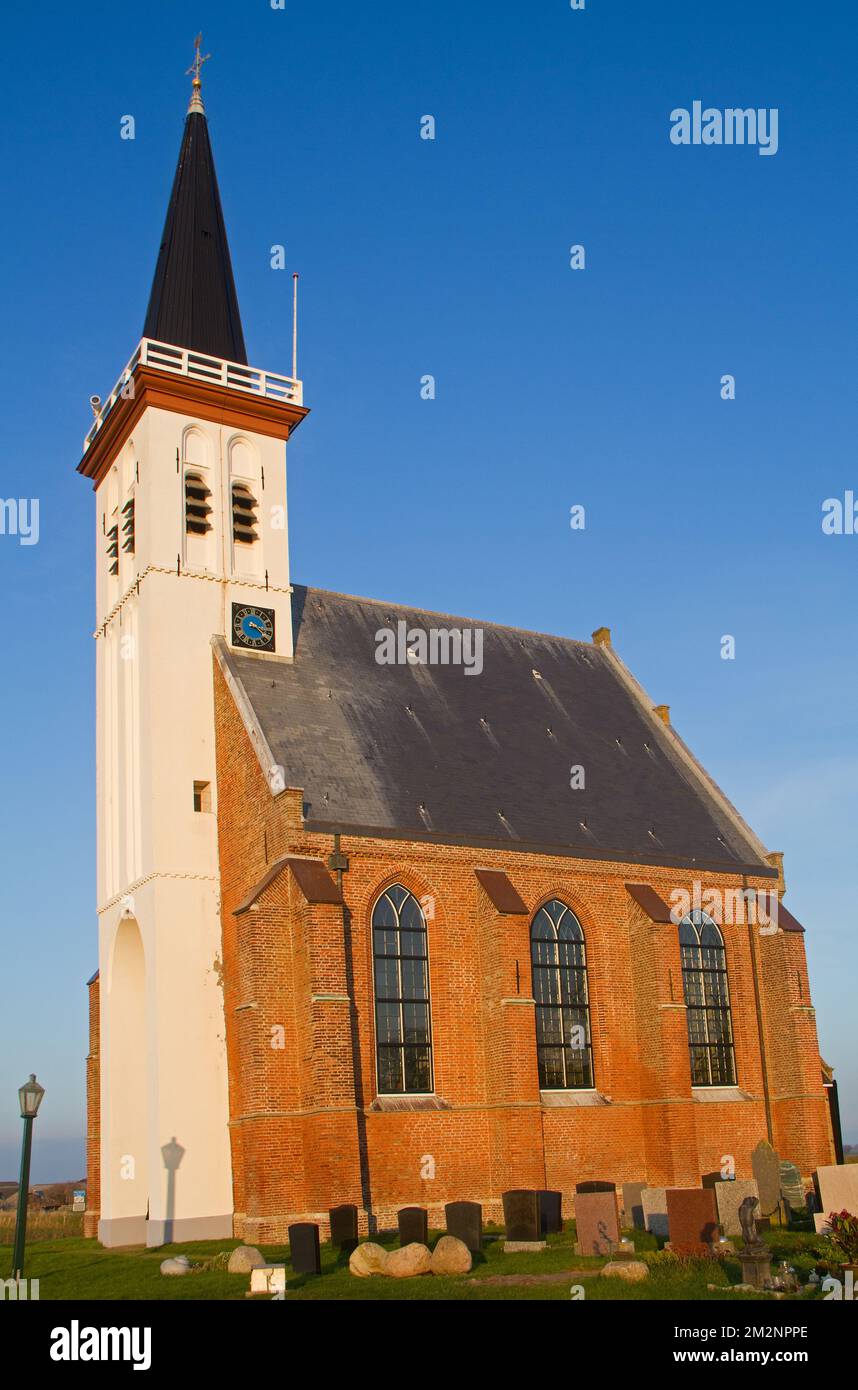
[296,583,597,650]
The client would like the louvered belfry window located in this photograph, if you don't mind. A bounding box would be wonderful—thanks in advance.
[106,517,119,575]
[679,910,736,1086]
[121,496,135,555]
[231,482,258,544]
[185,472,212,535]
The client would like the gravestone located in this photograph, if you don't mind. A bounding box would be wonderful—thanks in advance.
[712,1179,759,1237]
[574,1186,620,1256]
[701,1172,722,1189]
[814,1163,858,1218]
[779,1161,805,1215]
[444,1201,482,1252]
[538,1190,563,1234]
[641,1186,669,1239]
[666,1188,719,1256]
[752,1140,782,1218]
[397,1206,429,1247]
[288,1222,321,1276]
[329,1204,359,1254]
[622,1182,646,1230]
[502,1190,543,1248]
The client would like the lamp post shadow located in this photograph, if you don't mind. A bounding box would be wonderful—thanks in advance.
[160,1136,185,1244]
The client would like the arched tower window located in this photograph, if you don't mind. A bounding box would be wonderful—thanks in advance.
[679,910,736,1086]
[372,885,433,1095]
[531,899,593,1090]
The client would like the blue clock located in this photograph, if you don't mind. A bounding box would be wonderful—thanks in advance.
[232,603,275,652]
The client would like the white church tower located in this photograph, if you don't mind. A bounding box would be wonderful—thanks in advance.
[79,45,307,1245]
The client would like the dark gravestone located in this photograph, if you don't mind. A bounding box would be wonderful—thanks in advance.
[752,1140,782,1219]
[329,1204,358,1253]
[701,1172,722,1189]
[502,1190,541,1243]
[538,1190,563,1234]
[779,1161,805,1215]
[622,1182,646,1230]
[444,1201,482,1252]
[576,1180,617,1193]
[397,1206,428,1247]
[574,1187,620,1256]
[665,1189,719,1256]
[288,1222,321,1275]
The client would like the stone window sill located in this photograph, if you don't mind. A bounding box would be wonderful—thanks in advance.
[540,1090,611,1108]
[369,1095,452,1113]
[692,1086,754,1103]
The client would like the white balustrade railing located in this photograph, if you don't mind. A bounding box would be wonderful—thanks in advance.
[83,338,303,451]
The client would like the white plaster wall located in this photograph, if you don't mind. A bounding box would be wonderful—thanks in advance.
[94,399,294,1241]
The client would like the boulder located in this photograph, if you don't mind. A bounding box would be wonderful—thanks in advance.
[349,1242,391,1278]
[430,1235,472,1275]
[601,1260,649,1282]
[228,1245,267,1274]
[160,1255,191,1276]
[387,1242,432,1278]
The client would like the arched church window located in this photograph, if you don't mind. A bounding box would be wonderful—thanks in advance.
[531,899,594,1089]
[679,910,736,1086]
[372,885,433,1095]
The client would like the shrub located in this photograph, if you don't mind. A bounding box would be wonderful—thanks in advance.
[826,1211,858,1264]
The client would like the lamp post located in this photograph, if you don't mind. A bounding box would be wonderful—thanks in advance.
[11,1074,45,1280]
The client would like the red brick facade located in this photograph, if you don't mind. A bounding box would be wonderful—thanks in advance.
[212,662,835,1239]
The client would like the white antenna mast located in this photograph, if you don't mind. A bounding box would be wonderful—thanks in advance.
[292,273,299,381]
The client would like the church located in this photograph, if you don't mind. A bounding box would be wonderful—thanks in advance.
[81,56,837,1247]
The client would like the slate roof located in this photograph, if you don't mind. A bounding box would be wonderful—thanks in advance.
[224,586,773,875]
[143,110,247,363]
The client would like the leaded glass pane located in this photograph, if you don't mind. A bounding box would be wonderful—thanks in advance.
[373,927,398,957]
[539,1046,564,1089]
[372,895,397,929]
[400,957,428,1001]
[399,895,425,931]
[405,1047,432,1093]
[402,1002,429,1044]
[376,1002,401,1044]
[377,1046,403,1094]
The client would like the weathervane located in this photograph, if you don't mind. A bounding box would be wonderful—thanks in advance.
[186,33,211,114]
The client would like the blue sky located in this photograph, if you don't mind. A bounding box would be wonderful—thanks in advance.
[0,0,855,1180]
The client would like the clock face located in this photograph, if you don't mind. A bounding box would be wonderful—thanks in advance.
[232,603,275,652]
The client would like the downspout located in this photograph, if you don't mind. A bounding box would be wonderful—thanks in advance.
[328,832,374,1224]
[745,874,774,1144]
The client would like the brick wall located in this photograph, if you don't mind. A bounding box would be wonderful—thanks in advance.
[213,661,835,1236]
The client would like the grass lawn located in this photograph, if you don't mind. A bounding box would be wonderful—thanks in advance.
[1,1223,833,1301]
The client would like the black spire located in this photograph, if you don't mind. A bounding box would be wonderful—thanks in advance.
[143,72,247,365]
